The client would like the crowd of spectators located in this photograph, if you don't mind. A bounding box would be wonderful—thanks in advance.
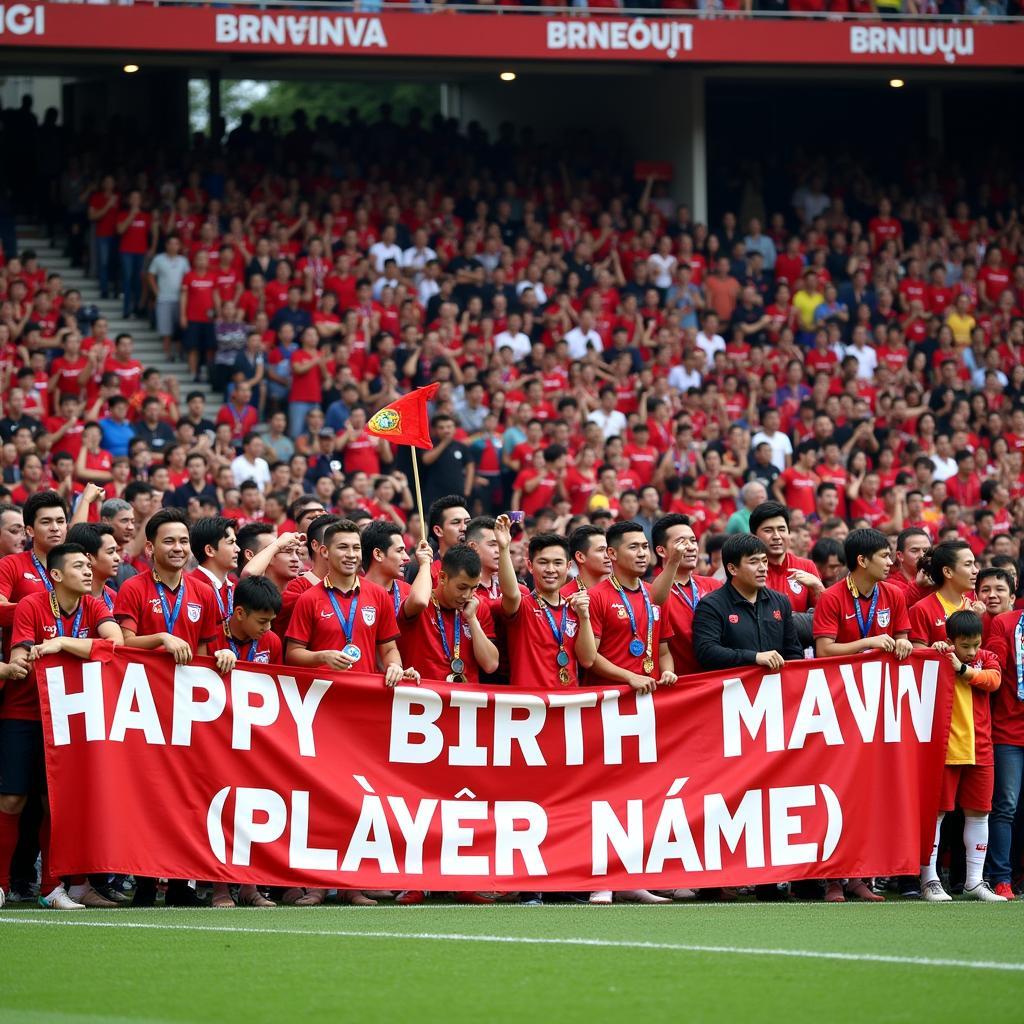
[0,103,1019,582]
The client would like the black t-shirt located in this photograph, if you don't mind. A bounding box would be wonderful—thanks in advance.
[422,442,471,508]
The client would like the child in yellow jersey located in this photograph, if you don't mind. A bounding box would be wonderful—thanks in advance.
[921,610,1007,902]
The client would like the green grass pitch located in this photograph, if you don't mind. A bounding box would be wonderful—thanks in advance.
[2,900,1023,1023]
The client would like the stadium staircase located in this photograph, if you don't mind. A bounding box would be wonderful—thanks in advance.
[16,226,222,417]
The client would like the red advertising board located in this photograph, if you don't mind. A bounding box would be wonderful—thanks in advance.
[0,4,1018,67]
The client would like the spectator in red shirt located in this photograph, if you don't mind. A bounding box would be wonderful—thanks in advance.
[179,249,218,385]
[116,189,153,319]
[87,174,120,300]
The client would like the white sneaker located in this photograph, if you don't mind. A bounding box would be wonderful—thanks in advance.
[921,879,952,902]
[589,890,613,905]
[615,889,673,904]
[38,884,85,910]
[964,881,1008,903]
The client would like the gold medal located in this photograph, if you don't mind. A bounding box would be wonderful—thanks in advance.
[558,667,571,686]
[642,657,655,674]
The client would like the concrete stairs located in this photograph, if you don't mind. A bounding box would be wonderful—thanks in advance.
[15,227,222,415]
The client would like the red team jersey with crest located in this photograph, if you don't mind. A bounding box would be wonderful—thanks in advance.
[766,553,821,613]
[7,593,114,720]
[587,577,674,684]
[397,599,497,685]
[113,572,220,649]
[657,573,722,676]
[286,578,399,675]
[500,592,583,689]
[208,626,283,666]
[908,592,971,648]
[812,579,911,643]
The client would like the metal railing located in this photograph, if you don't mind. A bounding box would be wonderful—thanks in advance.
[45,0,1024,22]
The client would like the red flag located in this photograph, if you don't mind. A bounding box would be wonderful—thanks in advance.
[365,383,439,449]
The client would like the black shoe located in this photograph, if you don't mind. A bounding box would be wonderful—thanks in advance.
[790,879,824,901]
[897,876,921,898]
[519,892,543,906]
[754,883,792,902]
[132,877,157,907]
[92,881,129,904]
[165,881,207,907]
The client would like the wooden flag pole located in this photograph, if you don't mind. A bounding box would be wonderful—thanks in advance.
[410,445,427,544]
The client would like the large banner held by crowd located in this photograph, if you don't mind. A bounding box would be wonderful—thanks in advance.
[38,645,952,890]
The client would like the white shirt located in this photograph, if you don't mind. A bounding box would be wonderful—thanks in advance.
[231,454,271,492]
[565,326,604,360]
[696,330,726,370]
[845,343,878,380]
[587,408,628,440]
[418,278,440,306]
[401,245,437,274]
[931,455,957,482]
[368,241,402,274]
[494,330,532,362]
[648,253,677,289]
[668,365,702,392]
[148,253,190,301]
[751,429,793,473]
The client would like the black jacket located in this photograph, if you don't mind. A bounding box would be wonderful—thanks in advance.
[692,582,804,670]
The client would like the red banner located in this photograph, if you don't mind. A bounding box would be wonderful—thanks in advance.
[38,645,951,890]
[0,5,1017,68]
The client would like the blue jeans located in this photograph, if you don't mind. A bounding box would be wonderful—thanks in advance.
[121,252,144,316]
[988,743,1024,884]
[97,236,118,298]
[289,401,318,441]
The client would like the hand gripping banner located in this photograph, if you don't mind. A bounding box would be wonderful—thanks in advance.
[37,645,952,890]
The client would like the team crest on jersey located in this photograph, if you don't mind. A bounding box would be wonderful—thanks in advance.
[877,608,891,628]
[362,606,377,626]
[77,630,89,639]
[463,623,473,639]
[253,652,270,664]
[653,607,661,621]
[773,609,782,620]
[789,579,803,594]
[614,604,627,619]
[186,602,202,623]
[728,614,739,624]
[565,618,578,638]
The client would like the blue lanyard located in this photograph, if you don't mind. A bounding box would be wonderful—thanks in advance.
[326,587,358,644]
[226,632,259,662]
[213,581,234,620]
[51,596,84,639]
[32,553,53,593]
[611,576,653,651]
[389,582,401,619]
[673,579,700,611]
[852,585,880,640]
[1015,613,1024,700]
[433,602,461,661]
[538,597,567,646]
[155,578,185,633]
[102,589,114,612]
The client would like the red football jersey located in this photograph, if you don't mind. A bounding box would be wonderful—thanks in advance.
[766,553,820,613]
[587,577,674,684]
[113,572,220,650]
[286,578,400,675]
[396,599,497,685]
[981,611,1024,747]
[909,592,971,648]
[658,574,722,677]
[6,592,114,720]
[500,592,584,689]
[208,626,282,666]
[812,579,911,644]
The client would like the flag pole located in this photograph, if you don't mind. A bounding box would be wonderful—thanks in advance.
[410,445,427,544]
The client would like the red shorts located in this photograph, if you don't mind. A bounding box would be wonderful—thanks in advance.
[939,763,994,813]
